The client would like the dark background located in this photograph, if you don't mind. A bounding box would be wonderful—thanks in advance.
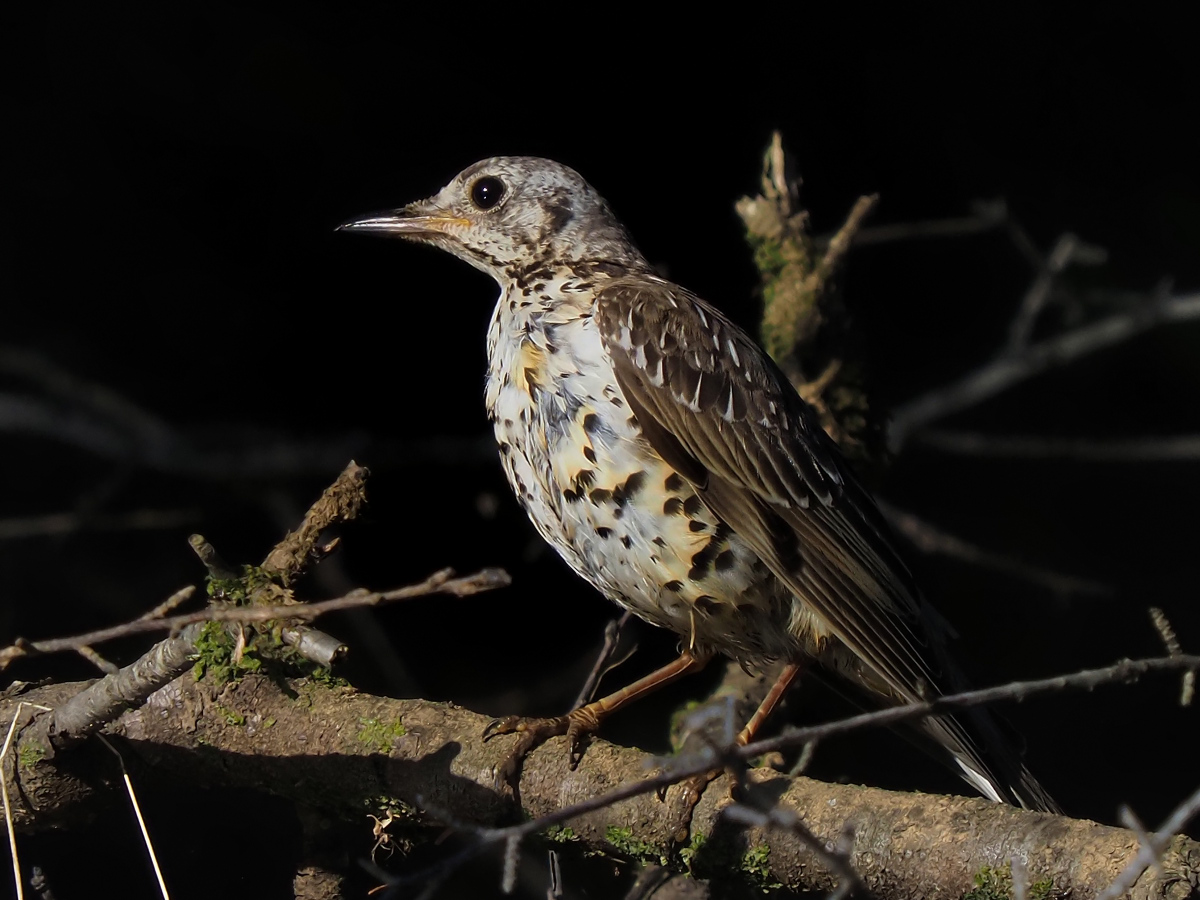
[4,5,1198,898]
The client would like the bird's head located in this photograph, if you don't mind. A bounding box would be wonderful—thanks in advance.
[338,156,648,281]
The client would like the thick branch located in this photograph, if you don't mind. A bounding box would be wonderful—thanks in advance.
[4,670,1196,899]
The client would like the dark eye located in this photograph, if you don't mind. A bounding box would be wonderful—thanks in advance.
[470,176,505,210]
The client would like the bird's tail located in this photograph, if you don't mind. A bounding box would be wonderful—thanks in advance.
[925,704,1061,814]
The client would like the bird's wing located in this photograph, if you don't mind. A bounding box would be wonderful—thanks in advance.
[595,274,945,702]
[596,275,1063,812]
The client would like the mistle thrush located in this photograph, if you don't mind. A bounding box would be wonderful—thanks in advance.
[340,157,1057,812]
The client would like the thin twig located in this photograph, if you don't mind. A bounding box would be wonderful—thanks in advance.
[1006,232,1108,352]
[849,200,1009,245]
[888,291,1200,452]
[140,586,196,621]
[97,737,170,900]
[746,653,1200,760]
[1096,782,1200,900]
[74,646,118,675]
[572,611,633,709]
[916,429,1200,461]
[1,568,510,671]
[0,509,200,541]
[878,500,1111,597]
[1149,607,1194,707]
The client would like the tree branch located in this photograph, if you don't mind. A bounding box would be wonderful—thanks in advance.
[888,290,1200,452]
[5,655,1198,898]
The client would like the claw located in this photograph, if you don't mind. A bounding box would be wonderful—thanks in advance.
[482,716,520,742]
[565,720,592,770]
[481,714,576,792]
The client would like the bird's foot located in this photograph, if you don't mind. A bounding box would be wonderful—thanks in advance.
[483,705,602,790]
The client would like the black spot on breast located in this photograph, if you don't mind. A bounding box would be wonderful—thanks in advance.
[664,497,684,515]
[689,544,717,580]
[664,472,684,492]
[652,536,667,547]
[683,495,704,516]
[583,446,597,463]
[596,527,613,539]
[574,469,596,491]
[582,413,600,433]
[694,595,720,614]
[610,397,624,408]
[714,550,735,571]
[498,442,510,456]
[688,520,707,533]
[620,535,632,549]
[664,580,684,592]
[612,471,647,505]
[588,488,612,505]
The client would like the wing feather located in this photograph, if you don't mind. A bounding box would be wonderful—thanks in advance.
[596,275,1060,813]
[597,276,940,700]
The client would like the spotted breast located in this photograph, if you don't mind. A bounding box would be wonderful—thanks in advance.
[485,266,801,663]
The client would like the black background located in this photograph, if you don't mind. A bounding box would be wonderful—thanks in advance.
[4,5,1198,898]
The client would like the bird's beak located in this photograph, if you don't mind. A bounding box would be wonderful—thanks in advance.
[335,206,471,236]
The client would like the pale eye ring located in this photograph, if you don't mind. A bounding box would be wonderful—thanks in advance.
[470,176,505,210]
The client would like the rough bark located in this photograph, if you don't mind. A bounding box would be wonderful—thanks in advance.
[4,674,1195,899]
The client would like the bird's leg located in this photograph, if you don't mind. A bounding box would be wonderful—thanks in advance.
[670,662,804,842]
[483,650,710,789]
[735,660,804,746]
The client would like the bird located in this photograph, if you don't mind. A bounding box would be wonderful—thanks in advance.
[338,156,1058,813]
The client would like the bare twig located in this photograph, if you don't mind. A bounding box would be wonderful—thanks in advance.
[0,509,199,541]
[1096,782,1200,900]
[888,290,1200,452]
[0,568,510,671]
[747,653,1200,761]
[916,429,1200,461]
[1149,607,1194,707]
[96,737,170,900]
[572,611,634,709]
[74,645,118,675]
[850,199,1009,245]
[1006,232,1108,352]
[878,500,1111,597]
[1,346,493,482]
[140,586,196,620]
